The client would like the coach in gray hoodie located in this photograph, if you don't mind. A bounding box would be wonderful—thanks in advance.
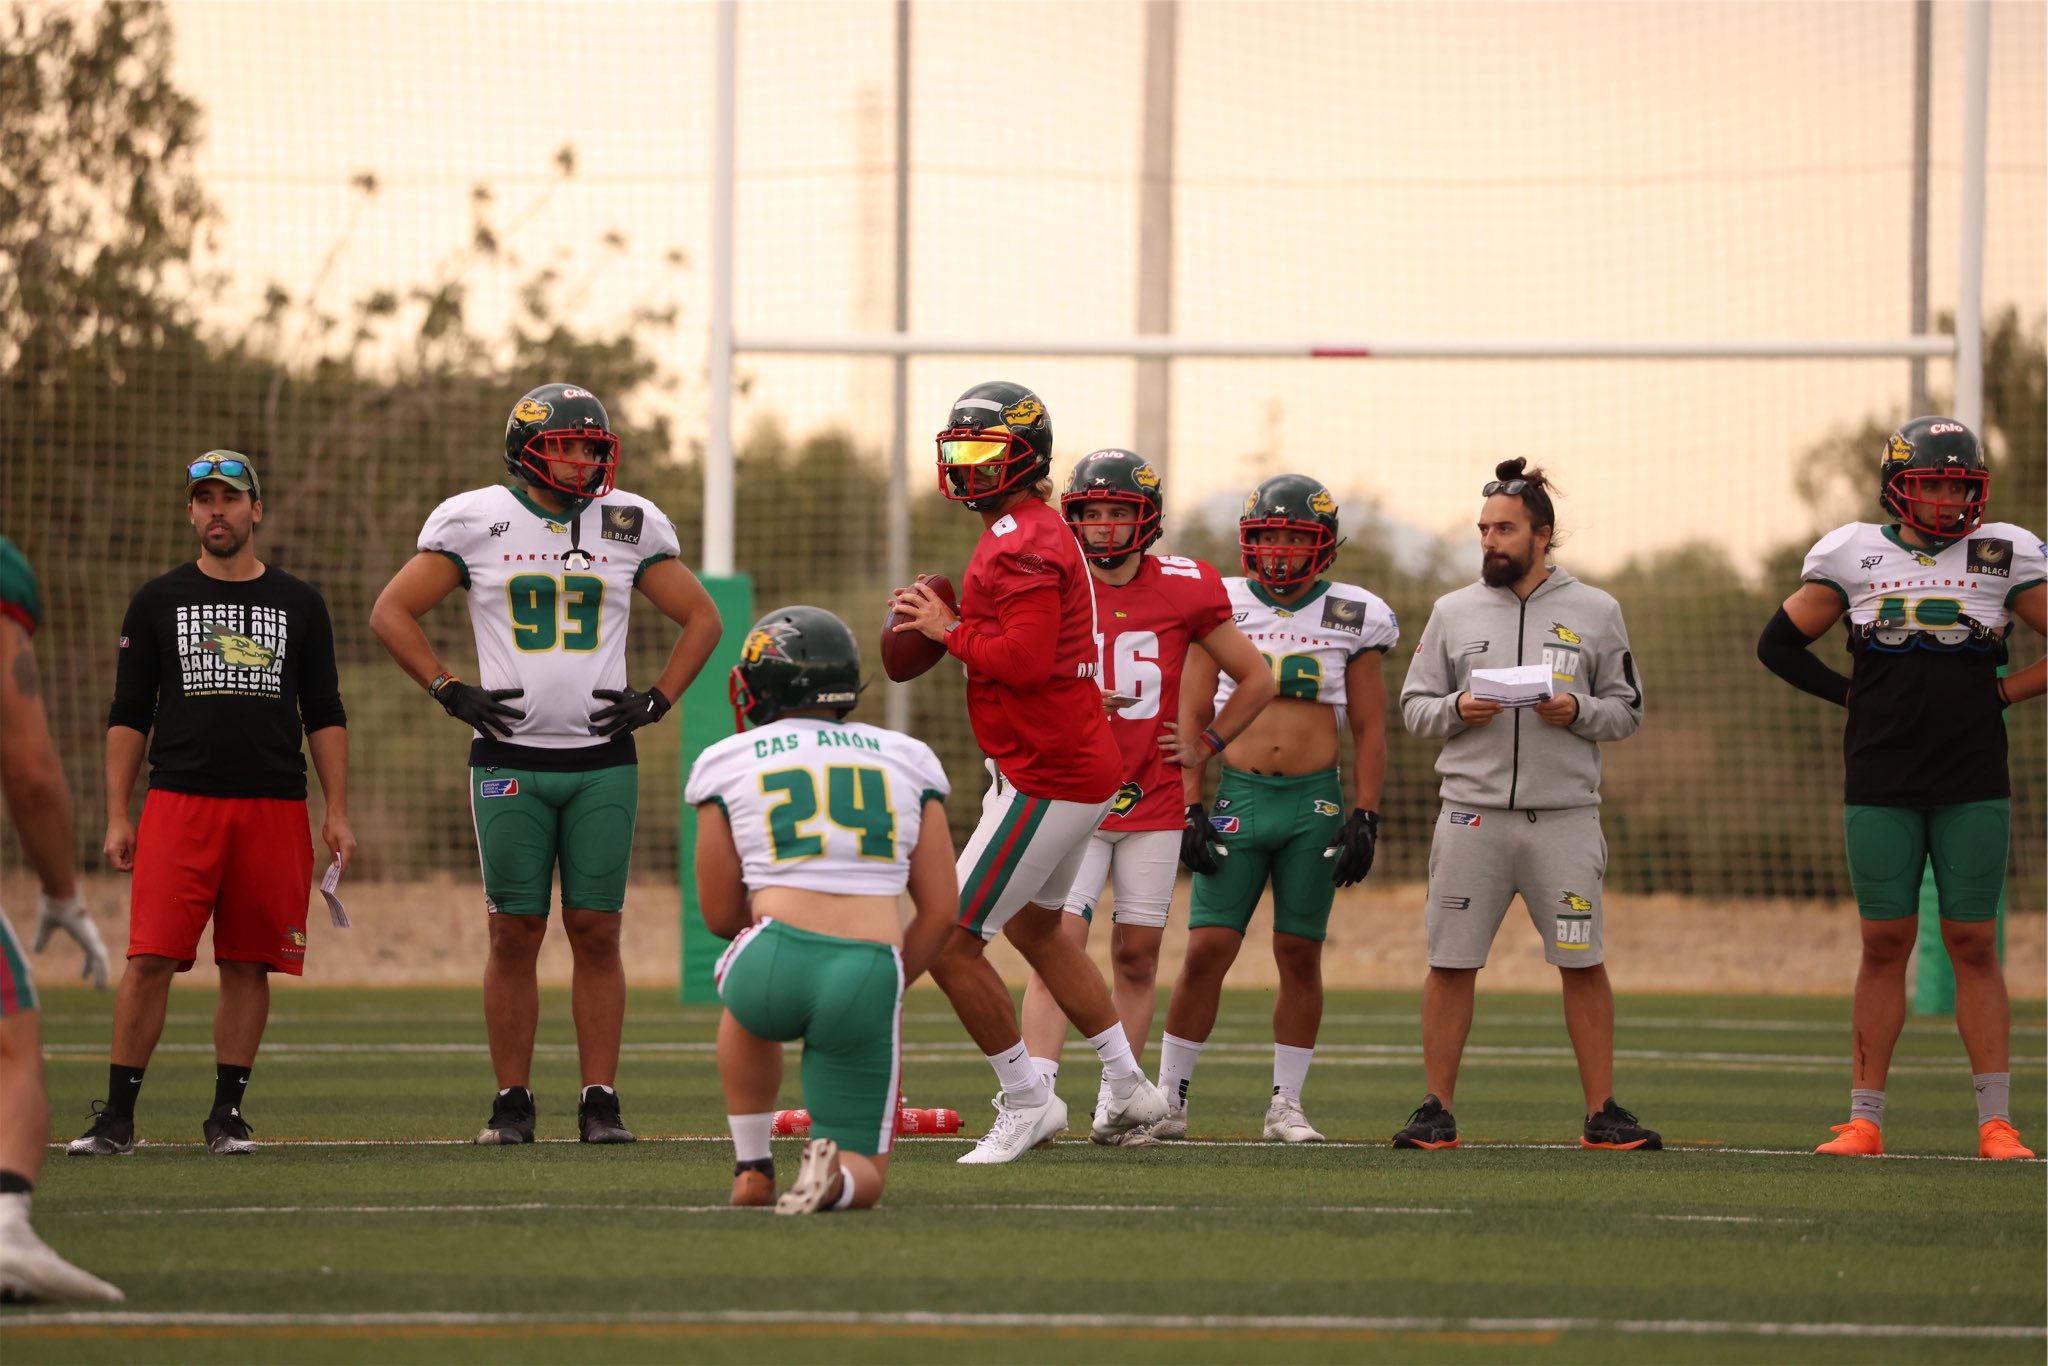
[1390,459,1662,1153]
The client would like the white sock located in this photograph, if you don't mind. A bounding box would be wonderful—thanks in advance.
[1158,1033,1203,1111]
[988,1043,1049,1106]
[831,1164,858,1211]
[1031,1056,1061,1085]
[1273,1043,1315,1099]
[0,1191,28,1226]
[1087,1025,1142,1093]
[728,1112,773,1164]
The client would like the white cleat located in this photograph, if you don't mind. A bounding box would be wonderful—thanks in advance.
[957,1091,1068,1165]
[0,1212,123,1304]
[1091,1076,1169,1142]
[1263,1093,1326,1143]
[1140,1103,1188,1142]
[775,1138,842,1215]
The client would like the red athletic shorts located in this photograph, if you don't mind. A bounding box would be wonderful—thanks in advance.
[129,791,315,975]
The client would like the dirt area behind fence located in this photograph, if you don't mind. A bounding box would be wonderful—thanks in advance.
[7,874,2042,997]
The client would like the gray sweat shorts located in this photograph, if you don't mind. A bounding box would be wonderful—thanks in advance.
[1424,803,1607,969]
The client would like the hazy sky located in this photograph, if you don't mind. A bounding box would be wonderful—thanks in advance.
[164,0,2045,573]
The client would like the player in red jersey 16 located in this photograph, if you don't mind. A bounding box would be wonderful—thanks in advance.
[1017,450,1275,1141]
[888,383,1172,1164]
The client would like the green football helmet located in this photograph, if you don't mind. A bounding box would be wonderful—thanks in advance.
[728,606,865,730]
[504,382,618,503]
[1239,472,1343,589]
[1879,415,1989,543]
[1061,448,1164,569]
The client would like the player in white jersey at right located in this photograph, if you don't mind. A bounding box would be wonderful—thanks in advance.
[1156,474,1396,1143]
[1759,416,2044,1160]
[689,607,958,1213]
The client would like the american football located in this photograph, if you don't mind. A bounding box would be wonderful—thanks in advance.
[880,572,956,682]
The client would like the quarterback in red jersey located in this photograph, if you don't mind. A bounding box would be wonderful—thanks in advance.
[889,383,1170,1164]
[1018,450,1275,1138]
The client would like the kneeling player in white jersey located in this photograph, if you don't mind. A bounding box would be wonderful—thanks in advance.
[1017,450,1274,1137]
[371,384,722,1147]
[689,607,957,1212]
[1760,417,2043,1160]
[1156,474,1395,1142]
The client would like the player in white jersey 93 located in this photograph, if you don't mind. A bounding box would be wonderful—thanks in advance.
[690,607,958,1212]
[371,383,723,1148]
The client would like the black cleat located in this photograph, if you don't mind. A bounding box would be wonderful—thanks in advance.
[203,1103,257,1155]
[476,1087,537,1146]
[577,1087,636,1144]
[1391,1095,1461,1149]
[1582,1098,1662,1150]
[65,1102,135,1157]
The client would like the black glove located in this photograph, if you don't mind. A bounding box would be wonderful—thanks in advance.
[1327,808,1380,887]
[1180,802,1222,876]
[430,675,525,738]
[590,685,672,737]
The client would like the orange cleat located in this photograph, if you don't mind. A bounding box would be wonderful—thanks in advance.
[730,1169,775,1207]
[1978,1118,2035,1161]
[1815,1117,1884,1156]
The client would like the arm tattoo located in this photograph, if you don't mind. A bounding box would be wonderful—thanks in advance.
[11,643,40,699]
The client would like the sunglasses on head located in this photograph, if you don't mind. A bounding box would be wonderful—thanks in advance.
[188,457,250,482]
[1482,478,1529,496]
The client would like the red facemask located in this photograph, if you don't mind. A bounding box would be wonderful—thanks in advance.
[1240,518,1337,589]
[517,430,619,499]
[1889,469,1989,540]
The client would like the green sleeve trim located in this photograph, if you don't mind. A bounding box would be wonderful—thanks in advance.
[634,552,676,587]
[1808,577,1849,606]
[920,788,946,807]
[1349,644,1392,658]
[434,549,470,589]
[696,795,729,817]
[2005,578,2044,607]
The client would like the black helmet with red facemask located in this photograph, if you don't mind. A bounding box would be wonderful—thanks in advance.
[504,383,619,505]
[1879,416,1989,545]
[1240,473,1344,590]
[1062,448,1164,569]
[936,381,1053,511]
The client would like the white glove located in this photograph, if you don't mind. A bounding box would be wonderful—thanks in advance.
[34,894,111,990]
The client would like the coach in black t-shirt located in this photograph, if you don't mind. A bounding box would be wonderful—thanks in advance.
[67,453,356,1160]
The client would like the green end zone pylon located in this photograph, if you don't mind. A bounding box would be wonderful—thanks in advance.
[1910,663,2011,1016]
[679,573,753,1003]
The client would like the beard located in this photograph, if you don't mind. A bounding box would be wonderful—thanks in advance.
[200,521,249,559]
[1480,548,1529,588]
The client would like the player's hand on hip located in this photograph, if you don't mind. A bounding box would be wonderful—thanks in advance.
[1180,802,1226,876]
[888,582,956,642]
[430,674,525,738]
[322,812,358,873]
[1325,808,1380,888]
[102,817,136,872]
[1455,692,1503,728]
[1532,693,1579,727]
[589,685,672,737]
[35,893,111,989]
[1155,721,1205,769]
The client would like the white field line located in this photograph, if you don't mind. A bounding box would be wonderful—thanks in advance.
[41,1133,2045,1163]
[1,1308,2039,1342]
[40,1040,2044,1075]
[1652,1213,1815,1224]
[57,1201,1474,1218]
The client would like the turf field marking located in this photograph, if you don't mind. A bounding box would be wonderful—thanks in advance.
[61,1201,1473,1218]
[2,1310,2038,1343]
[44,1039,2041,1078]
[1651,1213,1815,1224]
[42,1134,2043,1162]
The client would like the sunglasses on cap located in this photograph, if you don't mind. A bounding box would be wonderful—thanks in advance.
[188,457,251,482]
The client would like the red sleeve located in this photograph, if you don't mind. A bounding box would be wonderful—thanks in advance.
[945,579,1060,685]
[1186,560,1233,640]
